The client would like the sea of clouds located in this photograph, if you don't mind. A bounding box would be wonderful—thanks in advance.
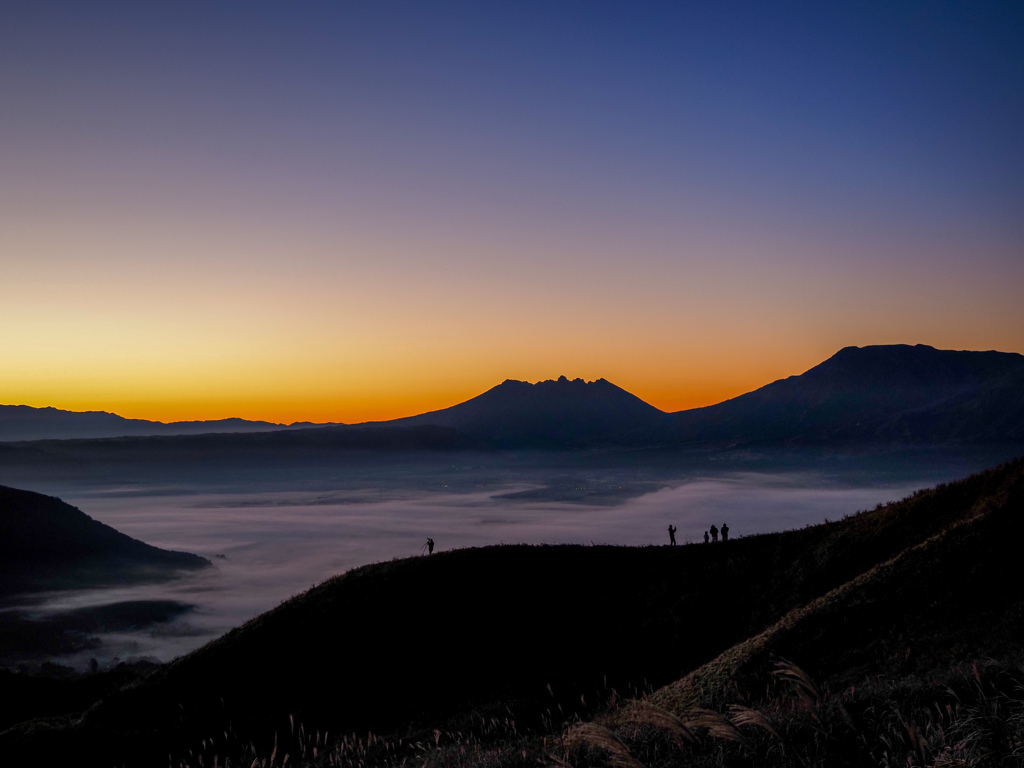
[18,463,933,668]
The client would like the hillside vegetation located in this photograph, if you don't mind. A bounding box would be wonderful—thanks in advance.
[577,455,1024,767]
[1,456,1022,767]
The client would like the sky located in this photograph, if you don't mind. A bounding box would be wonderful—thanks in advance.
[2,1,1022,424]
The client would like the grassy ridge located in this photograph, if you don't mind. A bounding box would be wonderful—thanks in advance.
[659,454,1024,710]
[1,457,1022,767]
[572,457,1024,767]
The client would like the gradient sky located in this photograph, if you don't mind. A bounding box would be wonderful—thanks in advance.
[2,1,1022,423]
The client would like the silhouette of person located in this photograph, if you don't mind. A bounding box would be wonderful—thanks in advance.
[427,537,434,555]
[668,524,677,546]
[704,530,710,544]
[709,524,719,543]
[721,523,729,543]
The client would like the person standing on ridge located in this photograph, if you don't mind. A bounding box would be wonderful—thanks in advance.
[709,524,719,543]
[668,524,677,546]
[704,530,710,544]
[426,537,435,555]
[721,523,729,542]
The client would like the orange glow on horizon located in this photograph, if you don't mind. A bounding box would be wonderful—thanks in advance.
[3,4,1023,433]
[4,198,1021,426]
[3,383,763,426]
[5,329,1024,426]
[0,354,873,425]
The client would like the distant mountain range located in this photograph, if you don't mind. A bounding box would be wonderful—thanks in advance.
[0,406,337,443]
[3,344,1023,449]
[392,344,1024,448]
[662,344,1024,447]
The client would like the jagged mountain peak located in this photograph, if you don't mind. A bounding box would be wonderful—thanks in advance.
[496,376,609,387]
[398,375,666,447]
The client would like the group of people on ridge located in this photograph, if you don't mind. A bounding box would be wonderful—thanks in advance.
[423,526,728,552]
[667,523,729,545]
[705,523,728,543]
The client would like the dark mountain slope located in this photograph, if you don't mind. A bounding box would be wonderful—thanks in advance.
[595,459,1024,767]
[388,344,1024,448]
[0,485,209,597]
[663,344,1024,446]
[6,457,1022,767]
[394,376,669,447]
[0,404,336,442]
[653,458,1024,714]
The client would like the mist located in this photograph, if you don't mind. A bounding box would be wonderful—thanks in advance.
[5,460,939,669]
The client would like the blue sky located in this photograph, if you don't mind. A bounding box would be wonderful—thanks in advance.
[2,1,1022,421]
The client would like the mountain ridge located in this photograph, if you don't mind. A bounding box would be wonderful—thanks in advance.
[392,375,668,447]
[0,404,340,443]
[3,344,1023,448]
[385,344,1024,448]
[658,343,1024,447]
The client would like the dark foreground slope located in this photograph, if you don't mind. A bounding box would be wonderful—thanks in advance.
[572,459,1024,767]
[0,485,209,597]
[655,461,1024,713]
[3,457,1022,767]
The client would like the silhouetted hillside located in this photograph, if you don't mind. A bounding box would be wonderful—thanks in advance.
[395,376,668,447]
[581,458,1024,767]
[374,345,1024,448]
[5,456,1022,767]
[663,344,1024,447]
[0,404,337,442]
[0,485,209,597]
